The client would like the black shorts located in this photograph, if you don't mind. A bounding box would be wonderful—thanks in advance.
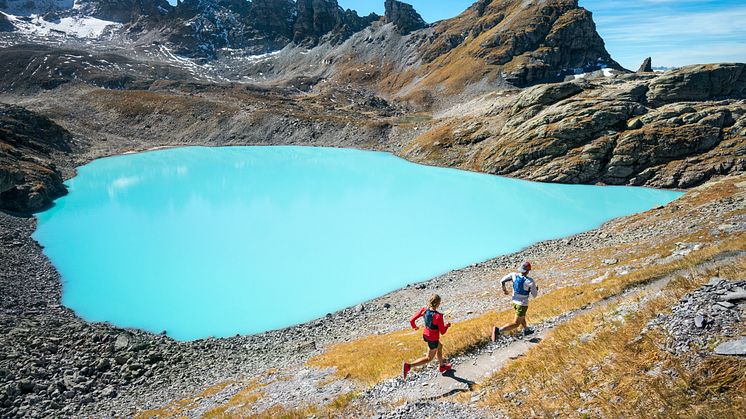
[424,337,440,350]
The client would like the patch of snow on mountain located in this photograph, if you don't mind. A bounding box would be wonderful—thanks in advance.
[245,50,281,63]
[6,13,120,38]
[572,67,616,79]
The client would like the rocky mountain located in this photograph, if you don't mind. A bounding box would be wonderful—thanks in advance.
[0,0,381,58]
[0,104,71,212]
[267,0,624,107]
[403,63,746,188]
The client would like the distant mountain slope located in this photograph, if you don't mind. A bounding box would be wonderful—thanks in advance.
[220,0,622,107]
[0,0,380,58]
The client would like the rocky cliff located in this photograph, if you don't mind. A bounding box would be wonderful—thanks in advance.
[0,104,72,212]
[384,0,426,35]
[403,63,746,188]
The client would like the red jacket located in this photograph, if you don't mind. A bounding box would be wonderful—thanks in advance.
[410,307,450,341]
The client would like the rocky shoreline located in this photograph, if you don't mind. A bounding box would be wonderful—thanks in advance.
[2,155,745,417]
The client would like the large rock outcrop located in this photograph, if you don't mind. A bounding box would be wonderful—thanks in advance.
[293,0,378,45]
[646,63,746,106]
[403,64,746,188]
[0,104,71,213]
[384,0,426,35]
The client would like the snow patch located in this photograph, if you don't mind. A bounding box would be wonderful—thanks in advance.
[5,13,120,38]
[572,67,615,79]
[244,50,282,63]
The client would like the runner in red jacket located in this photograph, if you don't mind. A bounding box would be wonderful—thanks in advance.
[402,294,453,380]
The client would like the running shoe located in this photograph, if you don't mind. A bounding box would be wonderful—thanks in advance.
[438,363,453,373]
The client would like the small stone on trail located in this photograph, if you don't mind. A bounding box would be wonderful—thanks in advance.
[715,301,735,309]
[714,338,746,356]
[720,289,746,302]
[707,277,723,286]
[114,334,130,351]
[602,258,618,265]
[694,315,705,328]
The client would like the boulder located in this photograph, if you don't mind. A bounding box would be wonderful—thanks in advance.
[714,338,746,356]
[720,289,746,302]
[114,334,131,351]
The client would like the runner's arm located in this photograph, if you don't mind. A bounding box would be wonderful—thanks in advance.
[500,273,514,294]
[409,307,426,330]
[530,281,538,298]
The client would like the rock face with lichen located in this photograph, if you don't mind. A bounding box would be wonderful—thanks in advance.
[403,63,746,188]
[0,104,71,213]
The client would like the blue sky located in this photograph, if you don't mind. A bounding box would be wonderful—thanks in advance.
[164,0,746,69]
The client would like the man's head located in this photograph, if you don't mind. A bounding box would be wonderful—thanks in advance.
[518,261,532,274]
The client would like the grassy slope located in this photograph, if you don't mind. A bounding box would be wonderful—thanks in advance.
[481,255,746,418]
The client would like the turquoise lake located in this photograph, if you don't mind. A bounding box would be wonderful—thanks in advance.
[33,146,683,340]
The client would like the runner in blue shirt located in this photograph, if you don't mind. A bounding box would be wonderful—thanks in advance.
[491,261,539,341]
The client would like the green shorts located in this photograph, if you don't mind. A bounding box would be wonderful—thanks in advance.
[513,303,528,317]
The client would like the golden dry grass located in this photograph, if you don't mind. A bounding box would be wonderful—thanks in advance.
[202,379,265,418]
[135,381,235,418]
[206,391,360,419]
[309,233,746,384]
[480,255,746,418]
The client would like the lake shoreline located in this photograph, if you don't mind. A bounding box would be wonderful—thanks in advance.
[34,145,681,342]
[0,144,739,417]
